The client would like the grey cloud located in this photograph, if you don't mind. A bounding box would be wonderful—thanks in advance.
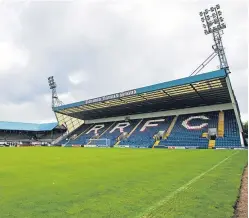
[0,0,247,122]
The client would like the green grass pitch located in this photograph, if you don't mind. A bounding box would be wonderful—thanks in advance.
[0,147,247,218]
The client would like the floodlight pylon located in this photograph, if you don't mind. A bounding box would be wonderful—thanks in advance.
[199,4,229,72]
[48,76,64,108]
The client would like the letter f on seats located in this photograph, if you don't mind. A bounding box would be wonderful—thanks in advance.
[140,119,165,132]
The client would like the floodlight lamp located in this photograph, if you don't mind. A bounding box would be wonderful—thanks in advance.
[208,22,213,27]
[216,4,220,9]
[48,78,54,85]
[199,12,203,16]
[218,11,222,16]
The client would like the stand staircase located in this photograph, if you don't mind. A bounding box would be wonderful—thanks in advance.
[163,116,178,139]
[208,139,216,149]
[218,111,224,137]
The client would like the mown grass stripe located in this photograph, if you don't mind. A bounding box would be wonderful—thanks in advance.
[138,151,239,218]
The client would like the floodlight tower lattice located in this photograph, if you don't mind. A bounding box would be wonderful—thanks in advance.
[47,76,85,144]
[199,5,244,146]
[48,76,64,108]
[199,4,229,73]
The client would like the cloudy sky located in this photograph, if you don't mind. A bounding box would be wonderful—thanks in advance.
[0,0,247,123]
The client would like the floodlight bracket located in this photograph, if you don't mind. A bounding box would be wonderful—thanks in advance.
[189,51,217,76]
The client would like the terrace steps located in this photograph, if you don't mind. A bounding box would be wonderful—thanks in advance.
[208,139,215,149]
[202,132,208,138]
[218,111,224,137]
[114,140,120,147]
[127,119,143,138]
[153,140,160,148]
[163,116,178,139]
[99,122,116,138]
[74,124,94,140]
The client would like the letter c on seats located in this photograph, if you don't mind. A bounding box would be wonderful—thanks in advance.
[182,116,209,130]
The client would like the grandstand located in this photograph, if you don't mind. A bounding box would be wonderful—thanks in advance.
[52,69,245,149]
[0,3,247,218]
[0,121,66,146]
[0,4,245,150]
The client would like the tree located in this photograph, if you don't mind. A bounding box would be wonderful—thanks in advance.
[243,121,248,134]
[243,121,248,146]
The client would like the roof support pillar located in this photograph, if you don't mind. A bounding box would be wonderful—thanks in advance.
[225,76,244,146]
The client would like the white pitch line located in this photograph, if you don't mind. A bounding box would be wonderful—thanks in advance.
[137,151,240,218]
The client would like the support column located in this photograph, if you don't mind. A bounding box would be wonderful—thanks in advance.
[225,76,244,146]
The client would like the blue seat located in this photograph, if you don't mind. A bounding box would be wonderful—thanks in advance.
[120,117,174,148]
[59,110,242,148]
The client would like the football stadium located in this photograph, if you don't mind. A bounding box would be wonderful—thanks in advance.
[0,3,248,218]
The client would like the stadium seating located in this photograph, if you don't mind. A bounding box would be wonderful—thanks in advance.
[119,117,174,147]
[59,124,92,145]
[215,110,241,147]
[95,120,140,146]
[0,131,31,141]
[0,129,65,143]
[57,109,242,148]
[159,113,213,148]
[159,110,241,148]
[64,122,114,146]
